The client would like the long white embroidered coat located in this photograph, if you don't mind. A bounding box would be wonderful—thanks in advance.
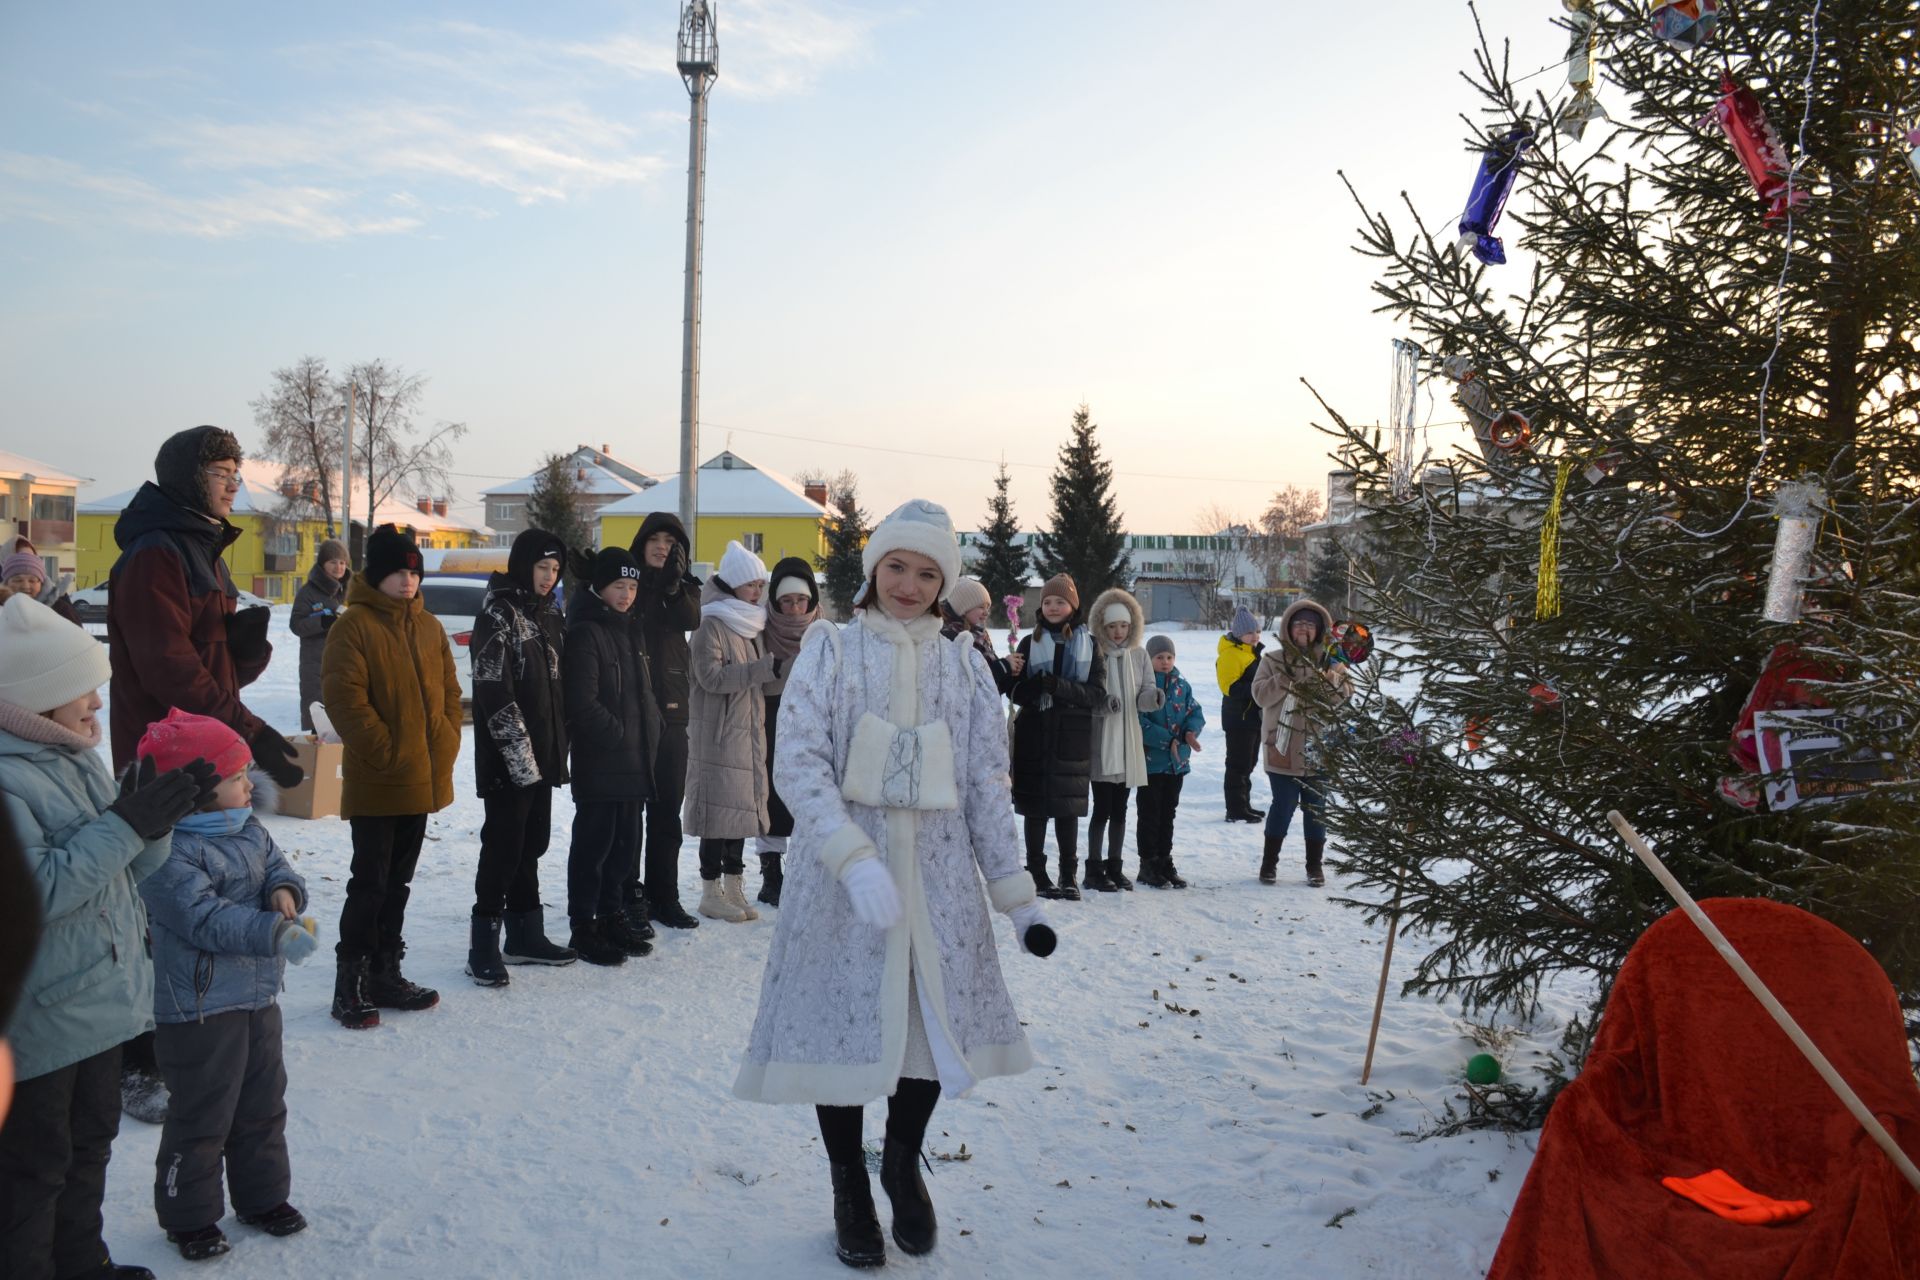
[734,608,1038,1107]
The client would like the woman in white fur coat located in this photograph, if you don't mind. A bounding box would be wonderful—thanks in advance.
[1083,587,1160,893]
[735,499,1050,1270]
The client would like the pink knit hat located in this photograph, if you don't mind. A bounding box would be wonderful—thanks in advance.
[137,708,252,780]
[0,551,44,583]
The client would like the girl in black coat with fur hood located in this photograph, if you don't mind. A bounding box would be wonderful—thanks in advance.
[1008,573,1106,900]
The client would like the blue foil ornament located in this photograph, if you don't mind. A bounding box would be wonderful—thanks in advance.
[1457,126,1533,266]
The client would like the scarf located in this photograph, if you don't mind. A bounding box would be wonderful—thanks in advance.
[175,806,254,836]
[1027,621,1092,712]
[701,579,767,639]
[0,699,101,753]
[764,601,817,660]
[1097,640,1148,788]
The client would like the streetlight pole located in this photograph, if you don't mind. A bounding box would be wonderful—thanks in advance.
[676,1,717,560]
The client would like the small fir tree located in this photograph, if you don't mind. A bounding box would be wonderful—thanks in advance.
[525,453,594,570]
[1031,404,1130,604]
[818,480,870,617]
[969,463,1031,607]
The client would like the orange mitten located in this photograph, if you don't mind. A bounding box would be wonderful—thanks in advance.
[1661,1169,1812,1225]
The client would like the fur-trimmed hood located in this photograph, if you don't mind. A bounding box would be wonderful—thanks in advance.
[1278,597,1334,659]
[1088,587,1146,653]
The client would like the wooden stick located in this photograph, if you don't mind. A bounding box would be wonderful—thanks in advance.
[1606,810,1920,1195]
[1360,874,1405,1086]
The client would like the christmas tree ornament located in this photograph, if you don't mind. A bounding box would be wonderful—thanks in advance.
[1389,338,1425,499]
[1762,480,1823,623]
[1707,73,1809,224]
[1489,410,1533,452]
[1003,594,1024,644]
[1557,3,1608,141]
[1536,459,1572,619]
[1648,0,1719,50]
[1905,127,1920,185]
[1467,1053,1503,1085]
[1441,355,1510,465]
[1328,620,1375,667]
[1464,716,1490,752]
[1457,126,1533,266]
[1529,682,1563,713]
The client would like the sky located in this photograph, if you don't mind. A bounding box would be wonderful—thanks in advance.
[0,0,1569,534]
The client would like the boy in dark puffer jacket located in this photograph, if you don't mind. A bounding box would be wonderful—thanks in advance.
[1136,635,1206,888]
[562,548,662,965]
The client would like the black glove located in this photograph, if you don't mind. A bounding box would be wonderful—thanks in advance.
[249,724,306,790]
[668,541,689,583]
[227,605,272,663]
[770,657,785,679]
[319,610,337,632]
[109,757,219,841]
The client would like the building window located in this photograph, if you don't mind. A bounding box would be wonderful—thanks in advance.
[31,494,74,522]
[741,532,764,553]
[491,502,521,523]
[0,495,12,520]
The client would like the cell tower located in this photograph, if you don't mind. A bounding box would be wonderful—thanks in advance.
[676,1,718,553]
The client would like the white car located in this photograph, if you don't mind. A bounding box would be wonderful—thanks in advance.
[419,577,487,708]
[69,582,272,625]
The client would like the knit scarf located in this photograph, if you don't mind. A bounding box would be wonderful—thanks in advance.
[0,699,100,753]
[701,580,768,638]
[176,807,254,836]
[1027,621,1092,712]
[763,601,817,660]
[1097,641,1148,788]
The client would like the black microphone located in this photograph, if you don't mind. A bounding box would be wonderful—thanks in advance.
[1023,923,1056,958]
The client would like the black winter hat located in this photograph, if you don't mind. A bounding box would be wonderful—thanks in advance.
[364,523,423,586]
[586,546,642,593]
[154,426,244,513]
[508,527,567,591]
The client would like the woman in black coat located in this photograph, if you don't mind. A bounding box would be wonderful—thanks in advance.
[288,539,349,731]
[1008,574,1106,901]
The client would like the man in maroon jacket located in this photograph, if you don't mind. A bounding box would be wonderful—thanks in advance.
[106,426,304,784]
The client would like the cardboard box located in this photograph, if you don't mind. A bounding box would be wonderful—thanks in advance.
[279,736,345,820]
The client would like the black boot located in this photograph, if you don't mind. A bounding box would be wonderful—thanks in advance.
[1260,832,1282,885]
[1306,836,1326,888]
[1108,855,1133,891]
[165,1224,230,1261]
[879,1141,937,1256]
[465,914,510,987]
[237,1202,308,1237]
[1056,852,1081,902]
[757,851,783,906]
[625,896,657,942]
[1028,856,1059,901]
[368,945,439,1011]
[69,1262,158,1279]
[830,1160,887,1269]
[569,918,628,966]
[606,909,654,957]
[650,896,700,929]
[330,955,379,1029]
[1082,858,1117,893]
[502,906,578,965]
[1135,854,1167,888]
[1164,858,1189,889]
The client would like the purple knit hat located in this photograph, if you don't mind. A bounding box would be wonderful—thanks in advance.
[0,552,44,583]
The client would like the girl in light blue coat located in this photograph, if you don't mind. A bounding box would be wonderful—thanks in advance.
[0,589,214,1280]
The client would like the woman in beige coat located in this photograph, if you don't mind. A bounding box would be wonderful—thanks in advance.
[684,541,783,922]
[1251,598,1351,887]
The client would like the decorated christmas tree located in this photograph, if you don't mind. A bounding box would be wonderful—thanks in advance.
[1318,0,1920,1035]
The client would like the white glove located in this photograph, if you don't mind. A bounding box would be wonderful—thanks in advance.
[1009,901,1050,954]
[841,857,902,930]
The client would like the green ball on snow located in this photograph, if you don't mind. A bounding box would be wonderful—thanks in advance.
[1466,1053,1502,1085]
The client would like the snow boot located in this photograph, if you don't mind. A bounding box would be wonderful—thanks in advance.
[465,914,510,987]
[164,1225,229,1262]
[1164,859,1189,889]
[1028,854,1060,900]
[623,895,657,942]
[1260,833,1281,885]
[1135,856,1167,888]
[330,955,379,1029]
[1305,836,1326,888]
[758,852,783,906]
[699,876,747,923]
[725,873,760,921]
[237,1202,308,1237]
[70,1263,156,1279]
[606,909,654,957]
[880,1141,937,1256]
[1107,855,1134,891]
[569,918,627,967]
[650,895,700,929]
[1082,860,1117,893]
[368,945,439,1011]
[502,906,578,965]
[830,1160,887,1269]
[1056,853,1081,902]
[120,1065,169,1125]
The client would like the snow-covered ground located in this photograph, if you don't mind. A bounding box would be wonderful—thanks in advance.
[91,610,1589,1278]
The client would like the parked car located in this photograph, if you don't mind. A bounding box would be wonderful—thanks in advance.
[68,582,272,626]
[419,576,486,708]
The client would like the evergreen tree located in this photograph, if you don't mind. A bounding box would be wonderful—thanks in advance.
[525,453,594,570]
[1031,404,1130,603]
[1317,3,1920,1029]
[818,479,870,617]
[969,463,1031,606]
[1307,538,1351,618]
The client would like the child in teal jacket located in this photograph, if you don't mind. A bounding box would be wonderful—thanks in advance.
[1136,635,1205,887]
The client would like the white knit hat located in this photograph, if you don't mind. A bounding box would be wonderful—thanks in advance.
[862,499,962,601]
[944,577,991,617]
[773,575,812,603]
[0,593,110,713]
[717,541,769,591]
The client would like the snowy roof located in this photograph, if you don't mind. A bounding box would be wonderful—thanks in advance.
[0,449,88,486]
[483,446,656,499]
[80,459,489,535]
[599,451,826,519]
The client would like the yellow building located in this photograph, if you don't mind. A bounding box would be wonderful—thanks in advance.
[0,450,86,589]
[598,451,829,570]
[77,461,490,602]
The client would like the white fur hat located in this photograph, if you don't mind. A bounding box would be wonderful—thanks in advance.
[717,541,769,591]
[0,593,110,714]
[862,500,962,600]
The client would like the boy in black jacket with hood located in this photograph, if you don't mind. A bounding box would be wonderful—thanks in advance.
[466,528,575,984]
[626,512,702,929]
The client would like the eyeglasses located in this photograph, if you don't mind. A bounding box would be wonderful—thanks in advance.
[202,468,242,490]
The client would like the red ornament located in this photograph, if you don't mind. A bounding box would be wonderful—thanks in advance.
[1464,716,1490,752]
[1529,683,1562,713]
[1489,410,1533,452]
[1707,73,1809,223]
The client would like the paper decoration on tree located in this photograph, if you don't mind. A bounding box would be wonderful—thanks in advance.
[1558,1,1607,140]
[1906,127,1920,185]
[1457,126,1533,266]
[1389,339,1425,499]
[1762,480,1823,623]
[1649,0,1719,49]
[1707,73,1809,224]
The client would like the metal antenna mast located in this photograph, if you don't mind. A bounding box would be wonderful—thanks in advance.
[676,1,717,557]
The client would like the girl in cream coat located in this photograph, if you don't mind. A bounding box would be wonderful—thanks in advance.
[735,500,1049,1269]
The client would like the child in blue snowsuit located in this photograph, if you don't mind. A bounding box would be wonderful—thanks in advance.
[1135,634,1205,888]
